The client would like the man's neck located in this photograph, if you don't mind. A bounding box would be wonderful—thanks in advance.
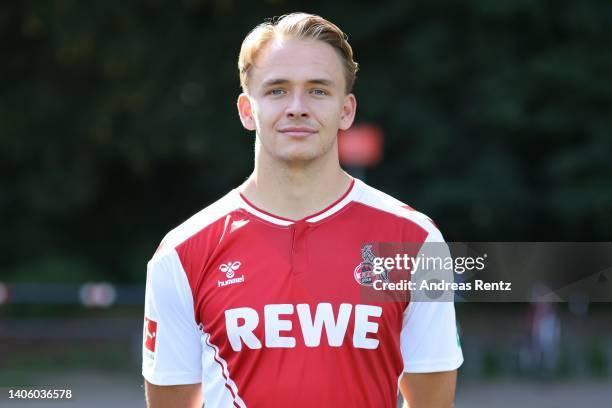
[239,152,353,221]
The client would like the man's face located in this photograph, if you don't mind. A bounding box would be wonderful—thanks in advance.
[238,38,356,165]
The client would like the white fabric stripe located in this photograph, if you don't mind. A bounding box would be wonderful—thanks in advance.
[201,333,234,407]
[233,190,293,226]
[201,330,247,408]
[352,180,440,239]
[234,179,362,226]
[161,191,240,249]
[305,179,364,223]
[142,249,203,385]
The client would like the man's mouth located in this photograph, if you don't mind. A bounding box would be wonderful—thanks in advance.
[278,126,318,138]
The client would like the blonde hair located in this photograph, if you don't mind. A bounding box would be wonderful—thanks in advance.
[238,13,359,94]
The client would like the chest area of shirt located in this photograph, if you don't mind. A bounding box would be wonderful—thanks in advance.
[199,220,389,306]
[199,227,409,349]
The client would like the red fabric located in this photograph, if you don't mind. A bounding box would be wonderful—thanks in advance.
[144,318,157,352]
[174,202,428,408]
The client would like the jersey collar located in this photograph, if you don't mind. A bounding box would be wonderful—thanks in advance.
[234,178,364,226]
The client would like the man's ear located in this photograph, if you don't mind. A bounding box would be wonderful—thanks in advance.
[339,93,357,131]
[237,93,256,131]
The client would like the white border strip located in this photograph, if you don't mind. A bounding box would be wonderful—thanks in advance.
[233,190,294,226]
[306,178,364,223]
[202,331,247,408]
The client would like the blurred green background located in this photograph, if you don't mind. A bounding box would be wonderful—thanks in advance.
[2,0,611,283]
[1,0,611,406]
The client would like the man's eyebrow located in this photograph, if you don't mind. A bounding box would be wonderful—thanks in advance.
[307,78,335,87]
[262,78,290,87]
[261,78,336,87]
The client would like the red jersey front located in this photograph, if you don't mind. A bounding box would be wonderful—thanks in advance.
[142,179,463,407]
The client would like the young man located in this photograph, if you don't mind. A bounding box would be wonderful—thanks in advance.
[143,13,463,408]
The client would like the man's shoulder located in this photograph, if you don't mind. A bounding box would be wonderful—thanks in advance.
[354,179,443,240]
[154,190,240,256]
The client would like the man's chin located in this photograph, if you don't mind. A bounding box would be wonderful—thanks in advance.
[263,142,336,166]
[275,150,322,166]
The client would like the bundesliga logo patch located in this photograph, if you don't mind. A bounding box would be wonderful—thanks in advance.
[144,317,157,352]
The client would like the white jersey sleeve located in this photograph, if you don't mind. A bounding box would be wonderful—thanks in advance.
[142,248,203,385]
[400,229,464,373]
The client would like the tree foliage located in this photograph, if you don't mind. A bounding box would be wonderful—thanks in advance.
[2,0,611,282]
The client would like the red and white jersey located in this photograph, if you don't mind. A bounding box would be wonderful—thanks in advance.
[142,178,463,407]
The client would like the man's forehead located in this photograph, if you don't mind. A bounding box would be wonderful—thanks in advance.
[250,38,344,87]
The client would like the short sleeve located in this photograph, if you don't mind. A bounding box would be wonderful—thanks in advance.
[142,248,203,385]
[400,230,464,373]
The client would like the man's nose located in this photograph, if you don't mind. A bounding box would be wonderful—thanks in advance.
[286,93,309,118]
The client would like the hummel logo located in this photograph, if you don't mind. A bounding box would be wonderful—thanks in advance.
[218,261,245,287]
[219,261,241,278]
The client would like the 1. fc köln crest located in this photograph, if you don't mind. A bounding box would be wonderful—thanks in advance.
[354,244,390,286]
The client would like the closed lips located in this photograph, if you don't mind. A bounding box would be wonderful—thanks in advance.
[278,127,317,136]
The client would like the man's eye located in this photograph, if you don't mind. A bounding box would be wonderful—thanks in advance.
[311,89,327,96]
[268,89,285,96]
